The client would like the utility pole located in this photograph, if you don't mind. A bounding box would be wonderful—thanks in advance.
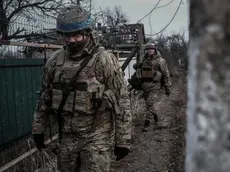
[186,0,230,172]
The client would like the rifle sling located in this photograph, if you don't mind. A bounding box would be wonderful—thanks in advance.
[57,51,96,143]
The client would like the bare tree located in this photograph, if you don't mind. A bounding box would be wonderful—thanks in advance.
[0,0,65,40]
[94,5,127,29]
[0,0,96,40]
[150,33,188,73]
[103,5,127,28]
[92,5,128,48]
[66,0,91,11]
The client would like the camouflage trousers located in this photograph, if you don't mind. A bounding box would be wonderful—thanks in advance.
[143,89,160,121]
[57,132,113,172]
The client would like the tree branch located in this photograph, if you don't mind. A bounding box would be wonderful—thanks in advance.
[4,0,15,11]
[8,27,25,38]
[8,0,55,20]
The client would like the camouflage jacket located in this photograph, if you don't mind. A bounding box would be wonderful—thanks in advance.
[141,51,171,91]
[32,47,132,148]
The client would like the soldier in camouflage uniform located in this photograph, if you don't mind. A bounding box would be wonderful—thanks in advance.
[140,43,171,131]
[32,6,132,172]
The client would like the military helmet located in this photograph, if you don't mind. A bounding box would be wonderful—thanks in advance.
[56,6,93,33]
[145,43,156,50]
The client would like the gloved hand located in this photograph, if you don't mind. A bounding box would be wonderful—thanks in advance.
[33,133,45,151]
[114,146,130,161]
[165,86,171,97]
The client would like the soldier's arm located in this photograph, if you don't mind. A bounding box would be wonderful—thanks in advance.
[96,51,132,149]
[158,58,172,88]
[32,55,56,134]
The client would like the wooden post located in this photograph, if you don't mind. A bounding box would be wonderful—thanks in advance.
[0,39,63,49]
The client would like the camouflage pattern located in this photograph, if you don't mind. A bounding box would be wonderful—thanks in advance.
[32,47,132,172]
[143,90,160,121]
[141,51,171,91]
[51,48,105,115]
[56,6,93,33]
[57,131,112,171]
[141,51,171,121]
[145,43,156,50]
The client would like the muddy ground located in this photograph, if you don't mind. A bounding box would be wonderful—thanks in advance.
[111,74,187,172]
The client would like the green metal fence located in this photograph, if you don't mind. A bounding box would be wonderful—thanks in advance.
[0,59,45,147]
[0,2,55,148]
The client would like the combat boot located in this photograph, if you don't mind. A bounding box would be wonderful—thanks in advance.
[142,120,150,132]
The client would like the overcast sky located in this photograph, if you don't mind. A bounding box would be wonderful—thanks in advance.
[91,0,189,38]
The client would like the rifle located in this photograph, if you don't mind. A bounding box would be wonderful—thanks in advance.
[121,46,138,71]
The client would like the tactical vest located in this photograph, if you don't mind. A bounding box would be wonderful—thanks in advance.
[141,58,156,81]
[51,48,105,114]
[141,56,162,82]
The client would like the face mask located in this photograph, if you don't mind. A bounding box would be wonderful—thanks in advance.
[67,39,88,56]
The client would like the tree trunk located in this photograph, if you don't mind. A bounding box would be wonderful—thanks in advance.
[0,2,9,39]
[186,0,230,172]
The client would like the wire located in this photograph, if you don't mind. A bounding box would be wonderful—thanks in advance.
[143,0,175,39]
[137,0,161,23]
[145,0,183,36]
[155,0,174,10]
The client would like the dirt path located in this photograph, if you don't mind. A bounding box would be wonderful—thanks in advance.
[20,75,186,172]
[111,75,186,172]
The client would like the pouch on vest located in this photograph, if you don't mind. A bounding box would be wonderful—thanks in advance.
[52,78,104,114]
[52,69,77,113]
[141,67,155,80]
[103,89,121,115]
[51,48,105,114]
[52,89,75,112]
[74,78,105,114]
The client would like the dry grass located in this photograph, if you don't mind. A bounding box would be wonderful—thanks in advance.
[129,90,145,120]
[27,138,58,172]
[33,151,58,172]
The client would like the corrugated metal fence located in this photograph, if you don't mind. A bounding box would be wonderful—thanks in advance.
[0,3,56,148]
[0,59,45,147]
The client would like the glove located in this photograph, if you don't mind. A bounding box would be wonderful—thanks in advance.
[114,146,130,161]
[165,87,171,97]
[33,133,45,151]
